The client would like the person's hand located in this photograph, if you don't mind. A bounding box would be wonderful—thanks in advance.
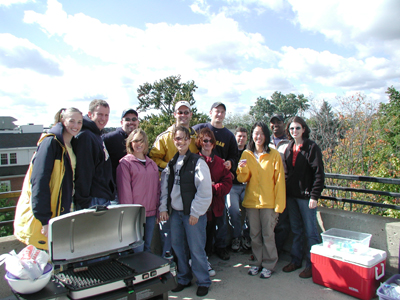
[309,199,317,209]
[41,225,48,237]
[189,216,198,225]
[223,160,232,170]
[159,211,169,222]
[238,159,247,168]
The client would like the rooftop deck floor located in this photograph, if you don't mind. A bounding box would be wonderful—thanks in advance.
[169,249,371,300]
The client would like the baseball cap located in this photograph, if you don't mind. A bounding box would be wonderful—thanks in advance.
[174,101,191,111]
[121,108,138,119]
[210,102,226,111]
[270,114,284,123]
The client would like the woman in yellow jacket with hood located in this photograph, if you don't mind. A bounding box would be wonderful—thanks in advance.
[14,108,83,250]
[237,121,285,279]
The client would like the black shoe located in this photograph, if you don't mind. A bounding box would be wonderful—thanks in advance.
[215,247,230,260]
[196,286,209,297]
[171,282,191,292]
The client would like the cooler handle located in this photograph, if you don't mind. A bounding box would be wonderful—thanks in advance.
[375,263,385,280]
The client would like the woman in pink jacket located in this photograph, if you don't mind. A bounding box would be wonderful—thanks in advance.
[117,128,160,252]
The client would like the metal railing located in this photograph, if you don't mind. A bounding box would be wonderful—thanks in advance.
[321,174,400,212]
[0,174,400,234]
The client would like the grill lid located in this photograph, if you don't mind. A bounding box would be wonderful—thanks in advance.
[48,204,145,264]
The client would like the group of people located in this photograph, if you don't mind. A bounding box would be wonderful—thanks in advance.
[13,98,324,298]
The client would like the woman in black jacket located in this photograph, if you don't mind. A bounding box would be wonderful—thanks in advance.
[281,116,324,279]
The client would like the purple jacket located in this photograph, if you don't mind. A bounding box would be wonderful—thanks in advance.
[116,154,160,217]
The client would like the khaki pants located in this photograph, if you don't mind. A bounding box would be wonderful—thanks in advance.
[247,208,279,270]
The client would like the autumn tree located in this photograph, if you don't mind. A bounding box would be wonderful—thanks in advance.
[249,91,309,123]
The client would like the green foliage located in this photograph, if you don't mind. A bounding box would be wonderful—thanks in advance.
[136,75,209,146]
[379,86,400,153]
[0,186,14,237]
[249,91,309,123]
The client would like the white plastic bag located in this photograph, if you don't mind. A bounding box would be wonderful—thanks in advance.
[0,245,49,280]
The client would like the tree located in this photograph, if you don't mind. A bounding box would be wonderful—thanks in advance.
[379,86,400,153]
[308,100,343,173]
[136,75,209,145]
[249,91,309,123]
[224,113,255,132]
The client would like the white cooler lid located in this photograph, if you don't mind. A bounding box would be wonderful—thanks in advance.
[311,243,386,267]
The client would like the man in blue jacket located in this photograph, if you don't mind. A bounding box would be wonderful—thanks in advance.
[73,99,115,209]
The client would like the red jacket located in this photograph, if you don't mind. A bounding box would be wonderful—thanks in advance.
[199,153,233,218]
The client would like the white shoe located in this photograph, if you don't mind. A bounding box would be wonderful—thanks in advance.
[260,268,272,279]
[208,260,216,277]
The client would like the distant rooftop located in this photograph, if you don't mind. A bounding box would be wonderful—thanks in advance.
[0,117,44,134]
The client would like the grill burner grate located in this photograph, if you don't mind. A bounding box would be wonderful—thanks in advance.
[56,260,134,290]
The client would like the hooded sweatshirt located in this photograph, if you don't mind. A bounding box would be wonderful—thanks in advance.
[72,115,115,208]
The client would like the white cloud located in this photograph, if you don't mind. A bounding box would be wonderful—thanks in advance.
[279,46,400,90]
[288,0,400,58]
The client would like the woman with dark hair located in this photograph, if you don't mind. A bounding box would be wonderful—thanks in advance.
[195,127,232,277]
[116,128,160,253]
[14,107,83,250]
[237,122,285,279]
[282,116,324,279]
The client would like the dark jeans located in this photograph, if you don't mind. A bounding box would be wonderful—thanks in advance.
[274,207,291,253]
[287,197,320,268]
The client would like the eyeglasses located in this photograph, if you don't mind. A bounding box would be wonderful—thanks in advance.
[176,110,190,115]
[123,117,138,122]
[289,126,302,131]
[174,137,189,141]
[132,139,143,143]
[202,139,213,144]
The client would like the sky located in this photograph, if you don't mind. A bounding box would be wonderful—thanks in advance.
[1,0,399,127]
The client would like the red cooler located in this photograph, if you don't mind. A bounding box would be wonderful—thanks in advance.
[311,243,386,300]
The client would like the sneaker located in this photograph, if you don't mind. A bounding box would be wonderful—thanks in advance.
[207,260,216,277]
[231,238,241,251]
[242,236,251,250]
[260,268,272,279]
[248,266,260,276]
[215,247,230,260]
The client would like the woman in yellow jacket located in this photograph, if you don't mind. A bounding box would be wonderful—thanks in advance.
[237,121,286,279]
[14,108,83,250]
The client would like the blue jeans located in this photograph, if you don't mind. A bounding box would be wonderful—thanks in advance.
[226,184,249,239]
[214,206,228,249]
[134,216,156,253]
[287,197,320,268]
[159,220,171,257]
[170,210,211,287]
[274,207,291,252]
[90,197,111,207]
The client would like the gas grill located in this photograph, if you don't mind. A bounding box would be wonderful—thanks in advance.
[11,204,177,300]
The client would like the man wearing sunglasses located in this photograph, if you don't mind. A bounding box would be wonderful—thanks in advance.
[103,109,140,187]
[149,100,199,259]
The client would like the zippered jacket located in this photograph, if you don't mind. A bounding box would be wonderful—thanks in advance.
[14,123,73,249]
[236,148,286,213]
[149,124,198,172]
[284,139,325,201]
[116,154,160,217]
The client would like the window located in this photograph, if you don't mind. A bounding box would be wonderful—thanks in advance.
[0,181,11,192]
[0,154,7,165]
[10,153,17,164]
